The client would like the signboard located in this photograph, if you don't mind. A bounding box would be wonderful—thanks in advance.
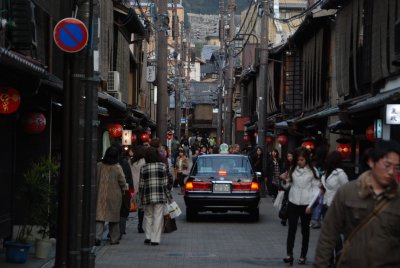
[122,130,132,145]
[146,66,156,82]
[386,104,400,125]
[54,18,88,53]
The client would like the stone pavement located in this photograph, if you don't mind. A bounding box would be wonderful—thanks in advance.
[95,192,321,268]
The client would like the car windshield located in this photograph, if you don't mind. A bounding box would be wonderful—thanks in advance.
[191,156,253,177]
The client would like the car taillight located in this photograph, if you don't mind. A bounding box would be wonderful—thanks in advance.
[251,181,259,191]
[232,181,259,191]
[185,181,212,191]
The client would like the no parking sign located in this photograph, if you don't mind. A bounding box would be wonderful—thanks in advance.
[54,18,88,53]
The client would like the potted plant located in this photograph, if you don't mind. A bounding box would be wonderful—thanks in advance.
[4,158,59,263]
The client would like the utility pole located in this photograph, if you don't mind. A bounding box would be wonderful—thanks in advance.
[224,0,236,144]
[258,0,269,196]
[217,0,225,146]
[156,0,168,144]
[173,0,181,141]
[56,0,98,267]
[184,30,191,138]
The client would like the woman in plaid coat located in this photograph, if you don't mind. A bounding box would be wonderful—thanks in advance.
[139,147,170,246]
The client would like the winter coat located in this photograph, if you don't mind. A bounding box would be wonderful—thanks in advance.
[96,162,128,222]
[321,168,348,206]
[314,171,400,268]
[130,158,146,195]
[288,166,320,206]
[139,162,169,205]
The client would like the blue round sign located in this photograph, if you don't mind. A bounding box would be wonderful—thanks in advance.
[54,18,88,53]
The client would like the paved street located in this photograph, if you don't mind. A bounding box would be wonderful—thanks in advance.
[95,192,320,268]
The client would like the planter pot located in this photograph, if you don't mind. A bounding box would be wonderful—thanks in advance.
[4,241,32,263]
[35,239,52,259]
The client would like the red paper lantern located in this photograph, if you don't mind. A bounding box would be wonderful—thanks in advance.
[141,133,150,142]
[243,133,250,143]
[265,135,274,144]
[131,133,137,143]
[276,134,288,146]
[0,87,21,114]
[365,124,374,142]
[108,124,123,138]
[337,143,352,158]
[21,112,46,134]
[302,141,315,150]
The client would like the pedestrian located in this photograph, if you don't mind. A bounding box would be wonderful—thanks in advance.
[139,147,170,246]
[200,145,208,155]
[130,145,146,233]
[233,144,241,154]
[118,146,134,239]
[95,146,128,246]
[278,151,294,226]
[310,145,328,229]
[284,147,320,266]
[266,149,283,199]
[250,146,266,197]
[318,151,348,266]
[313,140,400,267]
[175,148,189,195]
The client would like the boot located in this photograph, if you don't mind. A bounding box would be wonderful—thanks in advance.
[138,210,144,233]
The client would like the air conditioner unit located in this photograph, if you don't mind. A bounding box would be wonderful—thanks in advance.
[107,71,120,92]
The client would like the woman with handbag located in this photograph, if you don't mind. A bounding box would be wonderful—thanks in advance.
[175,148,189,195]
[284,148,320,266]
[139,147,170,246]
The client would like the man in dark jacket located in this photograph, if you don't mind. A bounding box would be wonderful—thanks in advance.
[313,140,400,268]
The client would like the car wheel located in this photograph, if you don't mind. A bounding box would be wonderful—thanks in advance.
[186,207,197,222]
[249,208,259,222]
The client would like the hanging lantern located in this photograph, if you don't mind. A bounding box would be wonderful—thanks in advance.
[337,143,352,158]
[276,134,288,146]
[302,141,315,150]
[141,133,150,142]
[365,124,374,142]
[0,87,21,114]
[243,133,249,143]
[131,133,137,143]
[21,112,46,134]
[108,124,123,138]
[122,130,132,145]
[265,135,274,145]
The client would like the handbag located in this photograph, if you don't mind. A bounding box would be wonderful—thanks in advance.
[273,190,285,210]
[163,201,182,219]
[279,199,289,220]
[163,214,177,233]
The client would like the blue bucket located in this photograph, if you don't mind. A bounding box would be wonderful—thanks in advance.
[4,241,32,263]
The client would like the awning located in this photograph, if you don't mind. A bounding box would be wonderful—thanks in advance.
[98,91,127,113]
[327,120,352,131]
[274,117,298,130]
[98,106,109,116]
[0,48,47,78]
[296,106,339,123]
[114,3,147,41]
[347,89,400,113]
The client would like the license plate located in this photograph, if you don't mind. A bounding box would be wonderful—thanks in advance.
[213,183,231,193]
